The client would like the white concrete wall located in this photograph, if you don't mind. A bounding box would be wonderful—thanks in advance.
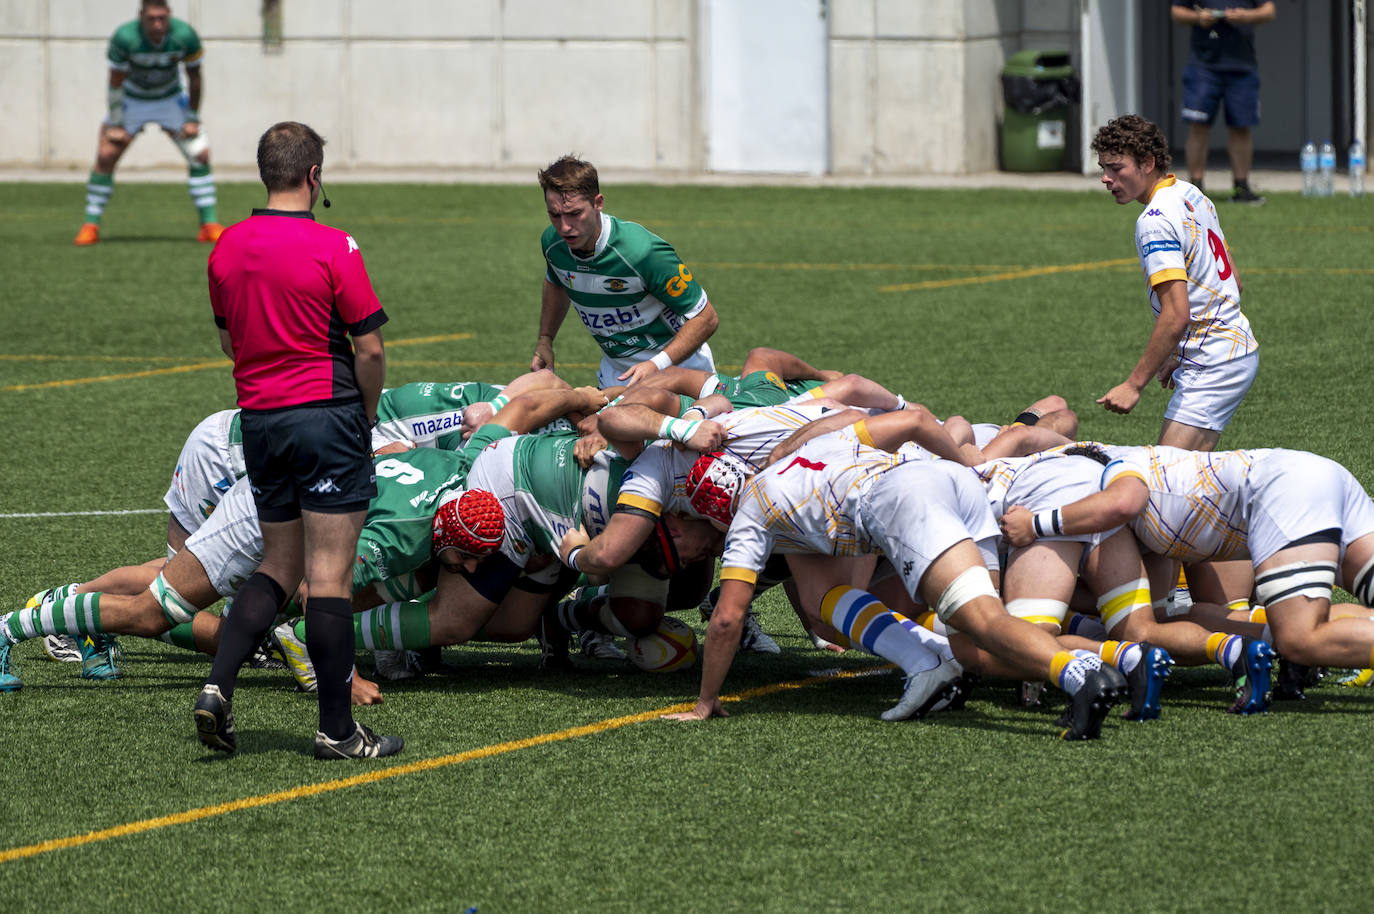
[1,0,1082,175]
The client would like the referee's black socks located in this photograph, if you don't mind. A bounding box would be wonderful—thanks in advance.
[206,572,288,699]
[305,596,358,740]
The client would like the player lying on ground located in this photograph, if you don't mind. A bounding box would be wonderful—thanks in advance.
[0,388,605,694]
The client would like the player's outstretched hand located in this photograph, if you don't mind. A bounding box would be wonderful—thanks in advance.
[1000,504,1037,547]
[1096,381,1140,415]
[618,360,660,387]
[531,339,555,373]
[662,698,729,721]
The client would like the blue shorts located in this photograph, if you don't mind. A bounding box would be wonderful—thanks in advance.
[1181,63,1260,128]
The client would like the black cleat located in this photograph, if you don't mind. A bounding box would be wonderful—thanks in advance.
[1230,184,1266,205]
[1058,667,1127,741]
[1272,657,1327,701]
[314,722,404,760]
[536,615,573,671]
[193,684,235,753]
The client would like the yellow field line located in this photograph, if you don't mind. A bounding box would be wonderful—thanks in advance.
[878,257,1137,294]
[3,359,229,392]
[2,333,477,392]
[0,354,192,363]
[0,666,886,865]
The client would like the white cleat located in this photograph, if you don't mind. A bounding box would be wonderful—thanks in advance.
[270,622,317,693]
[579,630,628,661]
[373,649,420,681]
[880,656,965,722]
[739,612,781,655]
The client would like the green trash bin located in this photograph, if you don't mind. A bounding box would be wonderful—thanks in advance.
[1001,50,1079,172]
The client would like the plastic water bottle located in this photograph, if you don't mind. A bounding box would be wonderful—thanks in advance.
[1319,141,1337,196]
[1351,139,1366,197]
[1300,141,1318,196]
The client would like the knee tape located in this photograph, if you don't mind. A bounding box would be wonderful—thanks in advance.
[149,573,198,626]
[609,564,671,604]
[175,130,210,163]
[1004,598,1068,631]
[1255,561,1338,607]
[934,566,999,623]
[1096,578,1150,631]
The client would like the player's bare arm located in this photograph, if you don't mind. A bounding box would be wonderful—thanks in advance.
[181,65,202,140]
[560,510,656,578]
[619,301,720,386]
[352,329,386,422]
[532,279,571,372]
[1099,279,1190,414]
[596,402,727,453]
[663,576,750,720]
[1000,476,1150,547]
[103,70,131,147]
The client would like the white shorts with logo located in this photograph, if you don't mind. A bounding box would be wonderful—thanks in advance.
[1164,351,1258,432]
[1242,449,1374,566]
[164,409,244,540]
[183,477,264,598]
[598,343,716,389]
[107,92,194,135]
[859,461,999,614]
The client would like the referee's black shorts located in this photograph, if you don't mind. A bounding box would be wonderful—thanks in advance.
[240,400,375,523]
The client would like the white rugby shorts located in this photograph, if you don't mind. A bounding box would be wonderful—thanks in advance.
[1243,449,1374,566]
[183,477,264,598]
[1164,351,1258,432]
[163,409,243,539]
[598,343,716,389]
[108,93,194,134]
[859,461,999,618]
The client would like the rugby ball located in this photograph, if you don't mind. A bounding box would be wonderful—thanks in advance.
[629,616,699,672]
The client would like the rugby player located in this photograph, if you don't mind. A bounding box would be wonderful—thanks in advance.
[533,156,719,387]
[75,0,222,246]
[1093,115,1258,450]
[661,431,1128,737]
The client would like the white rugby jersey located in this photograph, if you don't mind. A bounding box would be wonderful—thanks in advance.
[1134,176,1258,369]
[1100,444,1264,562]
[719,435,907,587]
[616,401,837,520]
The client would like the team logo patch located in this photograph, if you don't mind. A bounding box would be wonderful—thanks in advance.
[603,278,628,292]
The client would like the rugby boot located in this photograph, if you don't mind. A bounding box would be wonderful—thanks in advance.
[1225,637,1275,715]
[1059,666,1128,741]
[1122,643,1174,721]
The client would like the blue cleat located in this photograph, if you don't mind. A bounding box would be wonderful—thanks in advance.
[0,640,22,692]
[1226,638,1275,715]
[1122,642,1174,721]
[78,633,122,681]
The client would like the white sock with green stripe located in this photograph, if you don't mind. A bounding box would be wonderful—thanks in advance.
[85,171,113,223]
[2,592,103,644]
[188,164,217,223]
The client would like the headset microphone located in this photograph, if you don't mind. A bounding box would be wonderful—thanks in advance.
[316,167,331,208]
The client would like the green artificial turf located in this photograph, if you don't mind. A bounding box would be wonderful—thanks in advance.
[0,180,1371,912]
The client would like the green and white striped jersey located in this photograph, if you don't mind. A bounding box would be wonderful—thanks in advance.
[352,426,509,594]
[542,214,708,360]
[374,381,502,451]
[107,17,203,101]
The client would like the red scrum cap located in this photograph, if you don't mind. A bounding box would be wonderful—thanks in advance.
[685,451,748,527]
[432,489,505,558]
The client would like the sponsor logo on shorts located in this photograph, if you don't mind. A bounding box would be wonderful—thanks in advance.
[307,478,341,494]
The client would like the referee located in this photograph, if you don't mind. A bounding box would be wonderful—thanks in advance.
[195,121,401,759]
